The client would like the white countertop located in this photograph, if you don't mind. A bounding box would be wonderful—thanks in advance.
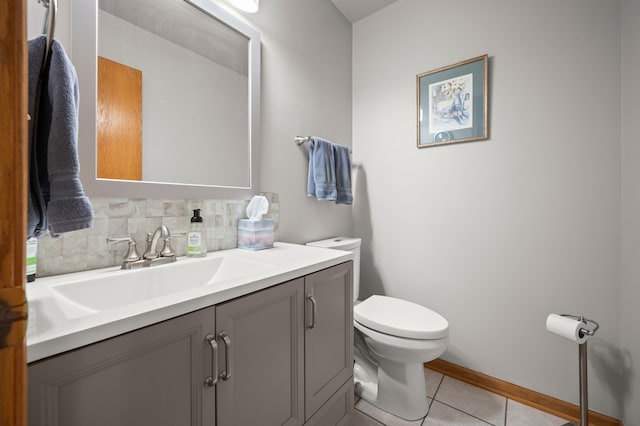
[26,242,352,363]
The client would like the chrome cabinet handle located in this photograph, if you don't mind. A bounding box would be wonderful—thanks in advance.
[307,295,317,329]
[204,334,218,387]
[218,331,232,381]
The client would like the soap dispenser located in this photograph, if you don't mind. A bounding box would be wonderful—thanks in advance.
[187,209,207,257]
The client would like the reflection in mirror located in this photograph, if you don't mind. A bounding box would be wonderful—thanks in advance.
[98,0,249,186]
[72,0,261,199]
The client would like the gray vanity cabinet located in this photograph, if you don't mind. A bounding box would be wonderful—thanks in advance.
[213,262,354,426]
[28,306,216,426]
[215,277,305,425]
[28,261,354,426]
[304,261,354,423]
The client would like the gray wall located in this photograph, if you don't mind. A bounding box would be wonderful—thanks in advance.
[353,0,624,419]
[242,0,354,244]
[622,0,640,424]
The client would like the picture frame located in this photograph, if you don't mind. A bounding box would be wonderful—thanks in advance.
[416,54,488,148]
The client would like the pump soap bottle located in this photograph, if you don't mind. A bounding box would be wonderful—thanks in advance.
[187,209,207,257]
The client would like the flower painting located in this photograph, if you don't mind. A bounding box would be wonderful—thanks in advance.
[416,54,488,148]
[428,73,473,134]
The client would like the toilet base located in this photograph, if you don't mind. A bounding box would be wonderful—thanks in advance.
[354,349,429,421]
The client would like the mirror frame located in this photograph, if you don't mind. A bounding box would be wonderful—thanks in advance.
[72,0,261,199]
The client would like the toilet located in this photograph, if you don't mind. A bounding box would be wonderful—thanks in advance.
[306,237,449,421]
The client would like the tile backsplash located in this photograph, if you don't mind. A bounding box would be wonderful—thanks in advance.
[35,193,279,278]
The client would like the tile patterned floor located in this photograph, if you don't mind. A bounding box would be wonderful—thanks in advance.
[354,368,569,426]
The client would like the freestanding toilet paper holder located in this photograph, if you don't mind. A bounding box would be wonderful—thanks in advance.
[560,314,600,426]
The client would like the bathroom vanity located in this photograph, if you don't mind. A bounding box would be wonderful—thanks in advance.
[27,243,354,426]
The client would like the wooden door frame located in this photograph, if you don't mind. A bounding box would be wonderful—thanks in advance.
[0,0,29,425]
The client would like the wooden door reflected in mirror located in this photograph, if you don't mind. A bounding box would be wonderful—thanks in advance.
[97,56,142,180]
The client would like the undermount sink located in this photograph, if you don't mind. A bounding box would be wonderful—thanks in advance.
[49,255,273,312]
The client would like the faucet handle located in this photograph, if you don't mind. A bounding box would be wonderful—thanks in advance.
[160,237,176,258]
[107,237,141,263]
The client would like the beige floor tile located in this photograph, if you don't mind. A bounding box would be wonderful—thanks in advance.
[434,376,506,426]
[353,369,574,426]
[423,401,493,425]
[505,400,568,426]
[424,368,444,398]
[355,409,386,426]
[355,399,426,425]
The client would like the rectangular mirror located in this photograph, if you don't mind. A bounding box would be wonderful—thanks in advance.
[72,0,261,199]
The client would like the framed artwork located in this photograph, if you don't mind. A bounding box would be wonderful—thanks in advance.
[417,54,488,148]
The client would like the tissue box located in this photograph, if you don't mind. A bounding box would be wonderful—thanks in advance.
[237,219,274,250]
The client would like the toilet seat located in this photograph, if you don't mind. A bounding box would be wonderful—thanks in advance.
[354,295,449,340]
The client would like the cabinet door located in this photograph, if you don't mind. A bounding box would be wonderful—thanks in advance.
[305,379,354,426]
[304,261,354,421]
[28,306,216,426]
[216,278,304,426]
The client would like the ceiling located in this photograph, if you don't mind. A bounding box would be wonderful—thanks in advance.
[329,0,397,23]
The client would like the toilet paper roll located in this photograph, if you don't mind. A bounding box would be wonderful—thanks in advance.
[546,314,589,344]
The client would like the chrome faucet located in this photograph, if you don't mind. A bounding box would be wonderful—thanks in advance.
[143,225,173,260]
[108,225,177,270]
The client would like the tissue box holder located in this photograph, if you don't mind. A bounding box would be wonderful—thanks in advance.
[237,219,274,250]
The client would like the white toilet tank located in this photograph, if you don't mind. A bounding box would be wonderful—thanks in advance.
[306,237,361,301]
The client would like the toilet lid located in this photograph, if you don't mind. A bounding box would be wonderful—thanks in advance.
[354,295,449,339]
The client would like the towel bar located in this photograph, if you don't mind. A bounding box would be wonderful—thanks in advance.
[295,136,312,146]
[38,0,57,74]
[295,136,352,153]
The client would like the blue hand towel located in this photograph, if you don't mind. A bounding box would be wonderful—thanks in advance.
[306,137,352,205]
[333,144,352,205]
[27,36,94,238]
[44,39,94,235]
[307,137,337,201]
[27,36,48,238]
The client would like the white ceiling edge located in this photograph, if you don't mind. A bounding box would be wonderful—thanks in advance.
[330,0,398,23]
